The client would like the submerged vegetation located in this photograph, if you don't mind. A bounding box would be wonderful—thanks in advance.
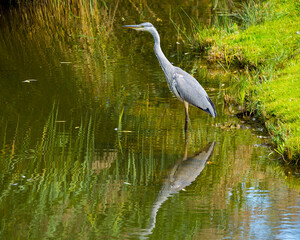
[178,0,300,163]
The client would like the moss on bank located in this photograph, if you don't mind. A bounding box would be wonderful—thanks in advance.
[193,0,300,163]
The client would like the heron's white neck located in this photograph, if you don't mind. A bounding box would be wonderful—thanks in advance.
[149,28,173,78]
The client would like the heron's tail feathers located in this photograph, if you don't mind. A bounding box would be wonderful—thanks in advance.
[206,96,217,118]
[198,96,216,118]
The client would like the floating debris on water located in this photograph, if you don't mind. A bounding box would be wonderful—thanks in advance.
[114,128,132,133]
[22,79,37,83]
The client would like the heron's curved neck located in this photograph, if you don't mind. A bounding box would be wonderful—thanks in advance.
[150,28,173,76]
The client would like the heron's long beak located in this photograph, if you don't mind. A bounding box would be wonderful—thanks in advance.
[123,24,142,30]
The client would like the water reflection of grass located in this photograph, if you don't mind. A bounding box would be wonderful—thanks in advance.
[0,106,112,238]
[0,1,123,121]
[0,104,167,237]
[0,104,179,237]
[1,105,299,239]
[0,0,123,80]
[6,0,118,42]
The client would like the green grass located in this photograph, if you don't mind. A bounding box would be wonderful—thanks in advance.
[258,56,300,162]
[205,0,299,68]
[219,14,299,69]
[187,0,300,163]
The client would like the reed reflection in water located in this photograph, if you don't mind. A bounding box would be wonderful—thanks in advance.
[139,140,216,238]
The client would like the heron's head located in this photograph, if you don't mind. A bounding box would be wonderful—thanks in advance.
[123,22,155,32]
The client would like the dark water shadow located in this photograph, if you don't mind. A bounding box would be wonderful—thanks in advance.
[138,140,216,239]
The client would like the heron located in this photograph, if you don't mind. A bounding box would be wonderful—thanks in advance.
[123,22,216,131]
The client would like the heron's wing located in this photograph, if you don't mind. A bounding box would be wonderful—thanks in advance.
[173,67,216,117]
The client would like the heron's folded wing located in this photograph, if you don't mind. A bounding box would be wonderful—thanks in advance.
[173,68,216,117]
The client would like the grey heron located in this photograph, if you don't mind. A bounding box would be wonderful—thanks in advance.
[123,22,216,130]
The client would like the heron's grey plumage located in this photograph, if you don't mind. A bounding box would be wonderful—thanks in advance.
[123,22,217,124]
[172,67,217,117]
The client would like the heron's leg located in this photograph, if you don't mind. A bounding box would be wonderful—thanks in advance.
[184,101,189,132]
[183,129,189,160]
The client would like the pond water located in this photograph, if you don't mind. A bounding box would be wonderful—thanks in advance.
[0,1,299,239]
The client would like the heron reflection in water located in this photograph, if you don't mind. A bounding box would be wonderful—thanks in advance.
[139,140,216,238]
[123,22,216,131]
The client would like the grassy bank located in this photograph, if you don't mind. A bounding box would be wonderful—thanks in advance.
[189,0,300,163]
